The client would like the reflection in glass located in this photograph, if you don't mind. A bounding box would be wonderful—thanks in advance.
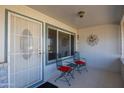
[71,35,75,55]
[58,32,70,58]
[48,28,57,60]
[20,29,33,60]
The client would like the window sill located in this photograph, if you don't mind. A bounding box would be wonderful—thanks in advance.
[46,56,73,65]
[61,56,73,60]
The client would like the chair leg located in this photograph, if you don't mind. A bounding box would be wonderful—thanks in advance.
[68,71,74,79]
[85,66,88,72]
[55,72,65,82]
[55,71,73,86]
[64,75,71,86]
[76,64,88,74]
[76,65,82,74]
[80,65,88,72]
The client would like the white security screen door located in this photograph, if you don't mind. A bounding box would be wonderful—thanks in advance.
[8,12,43,88]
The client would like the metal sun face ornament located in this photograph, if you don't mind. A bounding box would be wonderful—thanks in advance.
[87,34,99,46]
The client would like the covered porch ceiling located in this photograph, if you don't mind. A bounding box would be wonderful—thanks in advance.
[28,5,124,29]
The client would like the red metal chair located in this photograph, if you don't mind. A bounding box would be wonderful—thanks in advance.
[73,51,88,73]
[55,54,74,86]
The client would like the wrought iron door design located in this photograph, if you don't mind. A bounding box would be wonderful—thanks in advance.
[8,12,43,88]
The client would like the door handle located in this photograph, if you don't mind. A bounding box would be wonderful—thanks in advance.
[38,52,42,54]
[38,51,44,55]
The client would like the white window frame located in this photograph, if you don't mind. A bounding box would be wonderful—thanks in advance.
[46,24,76,64]
[121,16,124,59]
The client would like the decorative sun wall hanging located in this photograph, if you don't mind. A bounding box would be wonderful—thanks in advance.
[87,33,99,46]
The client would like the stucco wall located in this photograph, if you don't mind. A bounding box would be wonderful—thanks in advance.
[78,24,121,72]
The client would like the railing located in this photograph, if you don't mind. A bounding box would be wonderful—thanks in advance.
[0,63,8,88]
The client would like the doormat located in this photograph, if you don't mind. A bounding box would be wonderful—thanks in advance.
[37,82,58,88]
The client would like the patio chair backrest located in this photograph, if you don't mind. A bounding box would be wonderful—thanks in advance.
[73,51,80,61]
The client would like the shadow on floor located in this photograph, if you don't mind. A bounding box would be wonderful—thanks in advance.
[37,82,58,88]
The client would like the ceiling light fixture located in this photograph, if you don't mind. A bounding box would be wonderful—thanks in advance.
[78,11,85,18]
